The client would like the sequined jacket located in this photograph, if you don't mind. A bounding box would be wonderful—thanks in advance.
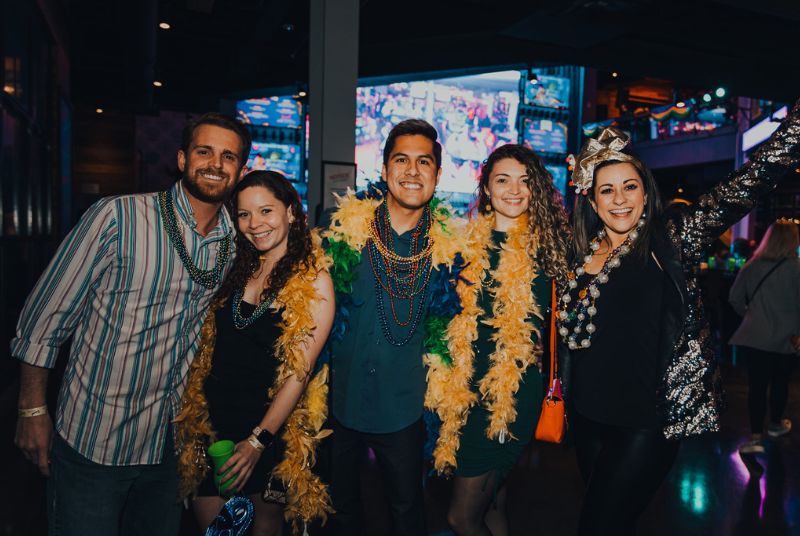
[560,99,800,440]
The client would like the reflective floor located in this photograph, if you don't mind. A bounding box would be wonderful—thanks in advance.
[3,362,798,535]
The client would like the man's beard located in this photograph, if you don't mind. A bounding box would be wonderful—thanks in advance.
[182,167,234,203]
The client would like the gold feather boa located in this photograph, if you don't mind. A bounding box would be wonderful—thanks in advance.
[425,213,542,474]
[323,190,465,269]
[174,231,334,533]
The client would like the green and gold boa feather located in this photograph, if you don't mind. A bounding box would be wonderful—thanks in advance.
[425,213,543,474]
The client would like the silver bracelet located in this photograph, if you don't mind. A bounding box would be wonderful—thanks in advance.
[247,434,265,452]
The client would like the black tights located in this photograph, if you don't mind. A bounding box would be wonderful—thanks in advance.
[447,471,507,536]
[572,412,679,536]
[743,347,798,434]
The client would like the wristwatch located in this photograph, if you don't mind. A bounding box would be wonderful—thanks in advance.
[252,426,275,449]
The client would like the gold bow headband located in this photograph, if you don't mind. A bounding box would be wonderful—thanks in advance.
[568,127,634,194]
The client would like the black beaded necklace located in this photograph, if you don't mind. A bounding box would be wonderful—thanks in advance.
[230,288,276,330]
[157,189,231,289]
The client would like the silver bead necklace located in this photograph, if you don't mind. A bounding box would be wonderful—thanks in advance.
[557,216,645,349]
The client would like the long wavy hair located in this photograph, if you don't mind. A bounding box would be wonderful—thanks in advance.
[476,144,571,278]
[216,170,313,303]
[750,219,800,262]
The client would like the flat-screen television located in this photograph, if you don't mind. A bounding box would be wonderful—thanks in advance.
[522,118,568,155]
[236,97,302,128]
[524,75,570,109]
[245,142,305,205]
[356,70,521,215]
[545,165,568,198]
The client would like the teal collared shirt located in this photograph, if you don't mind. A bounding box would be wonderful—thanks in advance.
[329,228,432,433]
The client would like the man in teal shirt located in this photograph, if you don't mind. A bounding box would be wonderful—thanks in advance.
[326,119,448,535]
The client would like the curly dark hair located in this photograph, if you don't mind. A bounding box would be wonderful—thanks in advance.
[476,144,572,279]
[216,170,314,304]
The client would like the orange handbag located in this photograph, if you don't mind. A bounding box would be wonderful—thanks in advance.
[535,280,566,443]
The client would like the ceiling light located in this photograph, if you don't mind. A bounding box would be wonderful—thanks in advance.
[677,187,684,193]
[298,90,307,97]
[96,108,104,114]
[282,23,294,32]
[702,93,712,103]
[159,22,171,30]
[611,71,619,78]
[715,87,726,98]
[153,80,163,87]
[676,101,685,108]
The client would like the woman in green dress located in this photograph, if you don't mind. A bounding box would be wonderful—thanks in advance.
[426,144,570,535]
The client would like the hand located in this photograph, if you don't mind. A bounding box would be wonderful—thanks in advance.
[14,414,54,477]
[217,439,263,493]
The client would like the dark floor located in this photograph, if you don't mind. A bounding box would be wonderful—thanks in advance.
[3,361,799,535]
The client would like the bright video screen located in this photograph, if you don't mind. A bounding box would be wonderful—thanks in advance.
[522,118,568,155]
[524,75,570,109]
[356,70,521,214]
[545,165,568,198]
[236,97,302,128]
[246,142,306,208]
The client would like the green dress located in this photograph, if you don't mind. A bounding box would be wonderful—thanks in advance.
[453,230,549,478]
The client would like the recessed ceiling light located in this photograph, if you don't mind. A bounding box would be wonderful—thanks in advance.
[159,22,171,30]
[298,91,307,97]
[96,108,104,114]
[611,71,619,78]
[153,80,163,87]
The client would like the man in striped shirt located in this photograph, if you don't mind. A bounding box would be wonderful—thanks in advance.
[11,112,251,536]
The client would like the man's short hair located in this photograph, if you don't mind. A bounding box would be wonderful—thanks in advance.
[180,112,252,167]
[382,119,442,170]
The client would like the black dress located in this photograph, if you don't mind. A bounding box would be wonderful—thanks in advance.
[197,300,284,497]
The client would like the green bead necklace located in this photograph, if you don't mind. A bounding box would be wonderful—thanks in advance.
[157,189,231,289]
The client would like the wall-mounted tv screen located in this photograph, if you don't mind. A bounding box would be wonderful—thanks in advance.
[236,96,302,128]
[524,75,570,109]
[545,165,568,198]
[522,118,568,155]
[356,70,521,215]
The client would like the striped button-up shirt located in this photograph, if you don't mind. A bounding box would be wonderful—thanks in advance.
[11,180,233,465]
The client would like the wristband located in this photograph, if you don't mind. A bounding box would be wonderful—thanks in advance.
[252,426,275,449]
[247,434,265,452]
[18,405,48,418]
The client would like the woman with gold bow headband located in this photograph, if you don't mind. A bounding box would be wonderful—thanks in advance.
[557,101,800,535]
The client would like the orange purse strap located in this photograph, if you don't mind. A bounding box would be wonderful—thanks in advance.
[548,279,557,388]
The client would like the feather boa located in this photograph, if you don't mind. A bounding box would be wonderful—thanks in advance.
[425,213,542,474]
[174,231,334,534]
[322,186,466,344]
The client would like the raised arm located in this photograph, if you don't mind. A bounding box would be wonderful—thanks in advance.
[676,99,800,264]
[11,198,118,475]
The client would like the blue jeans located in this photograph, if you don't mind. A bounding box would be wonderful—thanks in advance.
[47,431,181,536]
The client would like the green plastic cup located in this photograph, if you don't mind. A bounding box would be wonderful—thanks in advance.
[208,440,237,496]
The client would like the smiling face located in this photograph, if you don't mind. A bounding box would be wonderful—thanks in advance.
[235,185,294,260]
[484,157,532,231]
[381,134,441,211]
[178,124,244,204]
[590,162,647,242]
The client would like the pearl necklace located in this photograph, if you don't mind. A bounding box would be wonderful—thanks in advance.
[557,216,645,349]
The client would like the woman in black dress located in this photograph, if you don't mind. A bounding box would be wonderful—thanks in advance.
[175,171,335,535]
[558,100,800,535]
